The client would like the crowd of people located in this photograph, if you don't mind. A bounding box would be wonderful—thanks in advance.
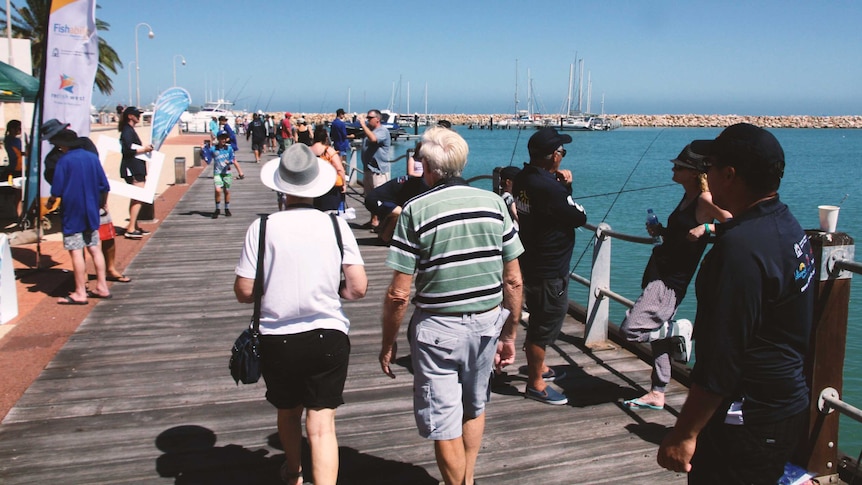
[224,113,815,485]
[24,107,814,484]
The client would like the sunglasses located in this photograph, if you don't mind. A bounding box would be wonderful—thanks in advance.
[556,148,567,157]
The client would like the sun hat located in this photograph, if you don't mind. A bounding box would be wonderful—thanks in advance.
[260,143,336,198]
[528,127,573,158]
[49,128,82,147]
[40,119,70,140]
[669,144,705,171]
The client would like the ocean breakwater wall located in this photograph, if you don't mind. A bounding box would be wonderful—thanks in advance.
[276,113,862,129]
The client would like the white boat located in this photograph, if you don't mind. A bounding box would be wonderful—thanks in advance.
[180,98,238,133]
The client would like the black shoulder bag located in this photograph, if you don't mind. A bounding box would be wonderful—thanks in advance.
[229,215,268,385]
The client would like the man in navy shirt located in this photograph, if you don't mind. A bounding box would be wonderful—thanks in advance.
[513,127,587,406]
[658,123,815,483]
[330,108,353,160]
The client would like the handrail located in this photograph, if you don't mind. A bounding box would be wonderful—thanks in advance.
[835,258,862,275]
[583,222,654,245]
[819,387,862,424]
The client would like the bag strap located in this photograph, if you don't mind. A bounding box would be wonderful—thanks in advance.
[329,213,344,262]
[251,215,268,333]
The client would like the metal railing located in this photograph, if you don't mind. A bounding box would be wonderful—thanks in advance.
[568,221,658,348]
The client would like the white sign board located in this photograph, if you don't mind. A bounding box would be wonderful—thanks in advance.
[96,135,164,204]
[0,234,18,324]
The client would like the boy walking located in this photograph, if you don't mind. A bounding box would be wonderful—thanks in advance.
[205,131,245,218]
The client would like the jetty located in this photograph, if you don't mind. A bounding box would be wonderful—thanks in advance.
[0,133,858,484]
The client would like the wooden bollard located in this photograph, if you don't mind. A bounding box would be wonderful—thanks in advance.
[799,230,854,478]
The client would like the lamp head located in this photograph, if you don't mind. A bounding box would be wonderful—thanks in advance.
[147,30,154,39]
[181,60,186,66]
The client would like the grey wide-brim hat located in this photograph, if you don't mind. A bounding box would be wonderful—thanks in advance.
[260,143,336,198]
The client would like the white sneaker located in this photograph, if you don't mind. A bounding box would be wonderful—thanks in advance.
[649,319,693,363]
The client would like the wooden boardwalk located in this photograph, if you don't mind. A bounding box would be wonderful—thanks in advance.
[0,139,689,484]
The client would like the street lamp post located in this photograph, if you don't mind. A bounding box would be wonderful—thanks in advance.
[127,60,136,106]
[172,54,186,86]
[134,22,154,107]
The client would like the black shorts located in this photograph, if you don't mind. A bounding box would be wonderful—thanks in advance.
[689,409,806,484]
[260,329,350,410]
[124,173,146,183]
[524,276,569,347]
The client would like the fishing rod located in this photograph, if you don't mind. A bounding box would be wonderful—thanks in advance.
[263,89,275,112]
[569,128,667,274]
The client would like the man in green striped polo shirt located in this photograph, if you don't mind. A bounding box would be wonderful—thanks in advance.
[379,126,524,485]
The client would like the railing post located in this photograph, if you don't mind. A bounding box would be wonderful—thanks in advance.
[585,223,613,350]
[347,146,359,187]
[800,231,855,477]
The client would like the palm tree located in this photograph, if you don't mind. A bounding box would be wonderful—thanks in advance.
[0,0,122,95]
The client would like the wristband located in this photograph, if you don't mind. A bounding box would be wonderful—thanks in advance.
[704,223,711,235]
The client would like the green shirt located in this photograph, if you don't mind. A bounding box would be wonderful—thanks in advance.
[386,182,524,314]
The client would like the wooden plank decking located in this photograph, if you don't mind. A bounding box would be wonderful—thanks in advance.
[0,138,689,484]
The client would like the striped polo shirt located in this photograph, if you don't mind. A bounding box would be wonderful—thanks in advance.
[386,181,524,314]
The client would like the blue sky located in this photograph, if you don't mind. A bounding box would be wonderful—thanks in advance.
[90,0,862,116]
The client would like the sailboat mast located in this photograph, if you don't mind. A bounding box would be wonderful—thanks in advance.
[407,82,410,114]
[514,59,520,115]
[424,82,428,115]
[586,71,592,114]
[577,58,584,114]
[566,63,574,116]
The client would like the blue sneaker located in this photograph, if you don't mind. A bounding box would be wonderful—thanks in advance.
[542,367,566,382]
[525,385,568,405]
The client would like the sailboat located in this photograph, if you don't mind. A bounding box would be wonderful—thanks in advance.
[497,61,541,129]
[558,59,593,131]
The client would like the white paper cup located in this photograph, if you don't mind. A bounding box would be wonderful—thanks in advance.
[818,205,840,232]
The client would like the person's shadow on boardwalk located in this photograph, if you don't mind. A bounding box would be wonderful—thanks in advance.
[156,424,436,484]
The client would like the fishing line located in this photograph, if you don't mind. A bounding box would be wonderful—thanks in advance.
[507,126,525,167]
[569,128,667,275]
[577,183,677,200]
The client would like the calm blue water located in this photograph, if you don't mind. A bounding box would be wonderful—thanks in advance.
[391,126,862,453]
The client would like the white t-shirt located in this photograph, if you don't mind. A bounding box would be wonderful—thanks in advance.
[235,207,364,336]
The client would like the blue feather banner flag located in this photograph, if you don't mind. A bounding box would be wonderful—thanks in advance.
[151,87,191,150]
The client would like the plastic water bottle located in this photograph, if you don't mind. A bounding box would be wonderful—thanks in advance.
[646,209,663,246]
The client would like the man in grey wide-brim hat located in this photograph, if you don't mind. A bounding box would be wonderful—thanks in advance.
[235,142,367,485]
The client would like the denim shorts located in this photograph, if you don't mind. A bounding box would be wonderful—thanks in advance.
[408,307,507,440]
[524,276,569,347]
[259,329,350,410]
[63,229,100,250]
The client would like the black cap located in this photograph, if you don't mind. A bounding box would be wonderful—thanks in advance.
[699,123,785,191]
[528,127,572,158]
[670,143,706,172]
[123,106,142,117]
[499,166,521,180]
[336,108,345,116]
[218,115,227,121]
